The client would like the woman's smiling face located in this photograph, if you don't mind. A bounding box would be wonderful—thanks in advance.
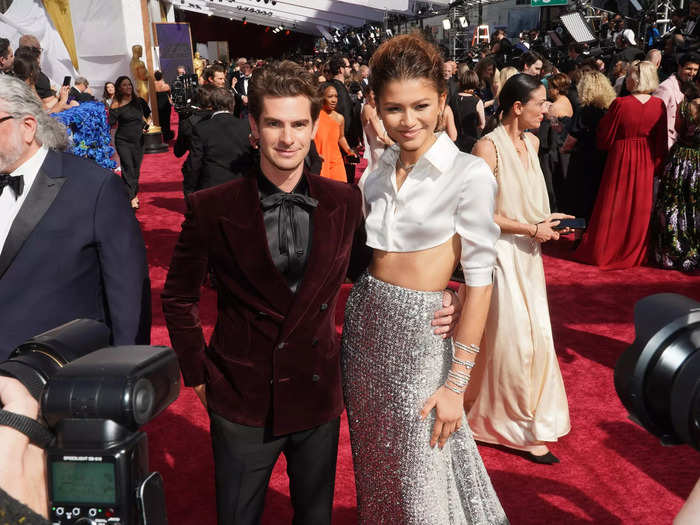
[376,77,445,156]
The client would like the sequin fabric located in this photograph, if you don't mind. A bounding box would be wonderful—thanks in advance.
[342,272,508,525]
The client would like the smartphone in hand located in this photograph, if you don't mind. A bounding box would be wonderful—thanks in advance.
[552,218,586,231]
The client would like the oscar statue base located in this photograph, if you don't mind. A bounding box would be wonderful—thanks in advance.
[144,128,168,154]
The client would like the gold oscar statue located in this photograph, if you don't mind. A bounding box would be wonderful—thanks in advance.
[193,51,204,78]
[130,44,149,100]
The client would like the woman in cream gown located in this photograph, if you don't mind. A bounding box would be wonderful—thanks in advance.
[466,74,571,464]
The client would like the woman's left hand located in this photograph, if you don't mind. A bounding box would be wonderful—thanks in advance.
[421,386,464,449]
[432,289,461,339]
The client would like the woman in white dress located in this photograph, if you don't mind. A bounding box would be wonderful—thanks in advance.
[466,74,572,464]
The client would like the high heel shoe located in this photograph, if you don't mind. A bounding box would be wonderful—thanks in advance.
[523,451,560,465]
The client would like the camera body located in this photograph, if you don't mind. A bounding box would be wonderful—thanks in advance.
[47,430,148,523]
[171,73,199,114]
[0,320,180,525]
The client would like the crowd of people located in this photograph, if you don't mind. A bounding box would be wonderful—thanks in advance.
[0,8,698,525]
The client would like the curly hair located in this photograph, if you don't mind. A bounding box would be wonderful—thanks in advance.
[576,71,617,109]
[369,33,445,101]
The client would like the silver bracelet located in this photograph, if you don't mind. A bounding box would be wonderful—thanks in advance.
[453,340,480,355]
[452,351,475,369]
[444,382,465,395]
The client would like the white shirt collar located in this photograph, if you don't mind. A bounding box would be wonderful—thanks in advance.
[10,145,48,186]
[380,132,458,174]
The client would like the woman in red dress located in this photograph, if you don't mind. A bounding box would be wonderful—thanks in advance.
[575,61,667,269]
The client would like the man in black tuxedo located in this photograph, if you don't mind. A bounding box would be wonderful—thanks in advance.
[174,84,216,196]
[0,75,150,359]
[189,87,254,191]
[233,61,253,119]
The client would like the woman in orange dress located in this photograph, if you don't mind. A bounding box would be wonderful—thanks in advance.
[315,82,357,181]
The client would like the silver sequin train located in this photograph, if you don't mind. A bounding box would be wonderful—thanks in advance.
[342,272,508,525]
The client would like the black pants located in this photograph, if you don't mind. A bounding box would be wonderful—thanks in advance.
[209,412,339,525]
[115,138,144,199]
[345,162,356,184]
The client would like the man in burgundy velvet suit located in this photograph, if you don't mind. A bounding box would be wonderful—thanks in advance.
[162,61,459,525]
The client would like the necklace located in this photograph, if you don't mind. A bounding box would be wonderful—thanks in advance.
[397,157,417,172]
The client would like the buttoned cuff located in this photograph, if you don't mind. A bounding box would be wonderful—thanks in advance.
[462,267,494,287]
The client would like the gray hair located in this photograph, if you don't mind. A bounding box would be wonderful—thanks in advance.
[74,76,88,87]
[0,75,69,151]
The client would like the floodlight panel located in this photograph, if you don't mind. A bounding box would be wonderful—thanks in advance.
[442,19,451,30]
[560,12,596,43]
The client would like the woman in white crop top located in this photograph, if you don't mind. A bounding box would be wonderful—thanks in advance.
[341,35,507,524]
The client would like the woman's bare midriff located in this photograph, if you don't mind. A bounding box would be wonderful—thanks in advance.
[369,236,461,291]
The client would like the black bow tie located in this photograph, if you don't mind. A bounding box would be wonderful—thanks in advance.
[0,174,23,197]
[260,192,318,257]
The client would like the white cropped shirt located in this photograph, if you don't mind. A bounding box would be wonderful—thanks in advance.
[359,132,500,287]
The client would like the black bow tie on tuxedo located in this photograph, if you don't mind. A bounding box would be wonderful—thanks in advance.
[260,192,318,257]
[0,173,24,197]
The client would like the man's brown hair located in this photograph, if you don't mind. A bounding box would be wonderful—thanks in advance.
[248,60,321,123]
[203,64,225,83]
[369,33,446,102]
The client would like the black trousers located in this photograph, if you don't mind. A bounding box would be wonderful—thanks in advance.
[115,138,144,199]
[209,412,340,525]
[344,162,356,184]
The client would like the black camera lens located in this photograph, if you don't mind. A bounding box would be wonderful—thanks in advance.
[0,319,110,400]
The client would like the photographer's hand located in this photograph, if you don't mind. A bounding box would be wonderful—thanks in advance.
[0,377,48,518]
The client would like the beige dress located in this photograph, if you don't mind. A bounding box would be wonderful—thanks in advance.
[465,125,570,450]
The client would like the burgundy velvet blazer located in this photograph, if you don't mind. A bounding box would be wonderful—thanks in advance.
[162,169,365,435]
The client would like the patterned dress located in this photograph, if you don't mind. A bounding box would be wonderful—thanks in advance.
[651,100,700,272]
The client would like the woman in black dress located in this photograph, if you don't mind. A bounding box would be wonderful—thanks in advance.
[154,70,174,142]
[109,75,151,209]
[538,73,573,212]
[560,71,617,220]
[453,69,485,153]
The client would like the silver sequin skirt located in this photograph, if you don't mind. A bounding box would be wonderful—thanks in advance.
[342,272,508,525]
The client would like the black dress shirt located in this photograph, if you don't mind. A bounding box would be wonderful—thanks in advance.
[258,170,317,293]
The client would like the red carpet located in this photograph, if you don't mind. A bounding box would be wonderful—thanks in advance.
[138,125,699,524]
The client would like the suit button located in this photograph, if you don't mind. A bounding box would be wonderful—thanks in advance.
[277,342,286,350]
[320,303,328,311]
[311,338,319,347]
[312,374,320,382]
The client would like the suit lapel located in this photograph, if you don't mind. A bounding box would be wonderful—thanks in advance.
[0,154,65,279]
[218,175,295,313]
[281,174,343,340]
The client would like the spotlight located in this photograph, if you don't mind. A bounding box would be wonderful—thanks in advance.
[560,12,596,43]
[385,29,393,38]
[285,29,290,35]
[442,19,451,31]
[615,293,700,451]
[458,16,468,28]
